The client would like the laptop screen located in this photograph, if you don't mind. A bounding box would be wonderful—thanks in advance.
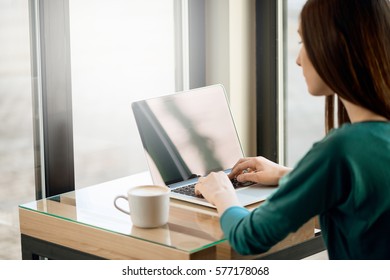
[132,85,244,186]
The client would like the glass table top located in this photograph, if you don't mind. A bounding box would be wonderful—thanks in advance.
[20,172,225,253]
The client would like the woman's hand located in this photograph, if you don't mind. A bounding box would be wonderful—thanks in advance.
[195,171,241,215]
[195,157,291,215]
[228,157,292,186]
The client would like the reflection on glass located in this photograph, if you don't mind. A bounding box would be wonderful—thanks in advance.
[132,85,243,185]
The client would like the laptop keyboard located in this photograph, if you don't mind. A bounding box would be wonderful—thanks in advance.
[172,183,200,197]
[172,178,251,198]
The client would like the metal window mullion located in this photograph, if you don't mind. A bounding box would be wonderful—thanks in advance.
[174,0,206,92]
[277,0,286,165]
[174,0,190,91]
[255,0,285,163]
[188,0,205,89]
[29,0,74,198]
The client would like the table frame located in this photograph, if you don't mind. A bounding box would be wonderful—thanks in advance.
[20,232,325,260]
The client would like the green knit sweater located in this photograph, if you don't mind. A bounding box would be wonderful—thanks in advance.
[221,121,390,259]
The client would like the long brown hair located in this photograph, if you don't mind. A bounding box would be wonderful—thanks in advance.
[300,0,390,133]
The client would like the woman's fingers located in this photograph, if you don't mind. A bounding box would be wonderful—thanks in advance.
[229,158,258,179]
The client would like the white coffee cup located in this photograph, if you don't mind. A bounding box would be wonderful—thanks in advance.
[114,185,170,228]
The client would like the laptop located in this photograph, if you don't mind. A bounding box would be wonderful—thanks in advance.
[131,84,276,208]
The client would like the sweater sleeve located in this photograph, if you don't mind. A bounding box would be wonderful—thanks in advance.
[219,138,350,255]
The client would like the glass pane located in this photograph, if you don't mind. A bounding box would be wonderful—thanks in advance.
[69,0,176,188]
[0,0,34,259]
[286,0,324,166]
[19,173,225,255]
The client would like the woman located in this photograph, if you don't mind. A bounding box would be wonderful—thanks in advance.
[195,0,390,260]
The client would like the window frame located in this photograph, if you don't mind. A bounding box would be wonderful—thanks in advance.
[29,0,284,197]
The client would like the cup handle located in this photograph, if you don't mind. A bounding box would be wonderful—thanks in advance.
[114,195,131,215]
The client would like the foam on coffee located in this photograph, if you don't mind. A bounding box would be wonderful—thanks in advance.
[129,185,168,196]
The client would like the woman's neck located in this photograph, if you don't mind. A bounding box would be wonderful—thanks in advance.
[340,97,388,123]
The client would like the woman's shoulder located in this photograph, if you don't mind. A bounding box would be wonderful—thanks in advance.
[288,121,390,173]
[313,121,390,155]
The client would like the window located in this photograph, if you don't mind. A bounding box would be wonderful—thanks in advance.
[286,0,324,166]
[0,0,34,259]
[69,0,176,188]
[30,0,278,198]
[1,0,293,260]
